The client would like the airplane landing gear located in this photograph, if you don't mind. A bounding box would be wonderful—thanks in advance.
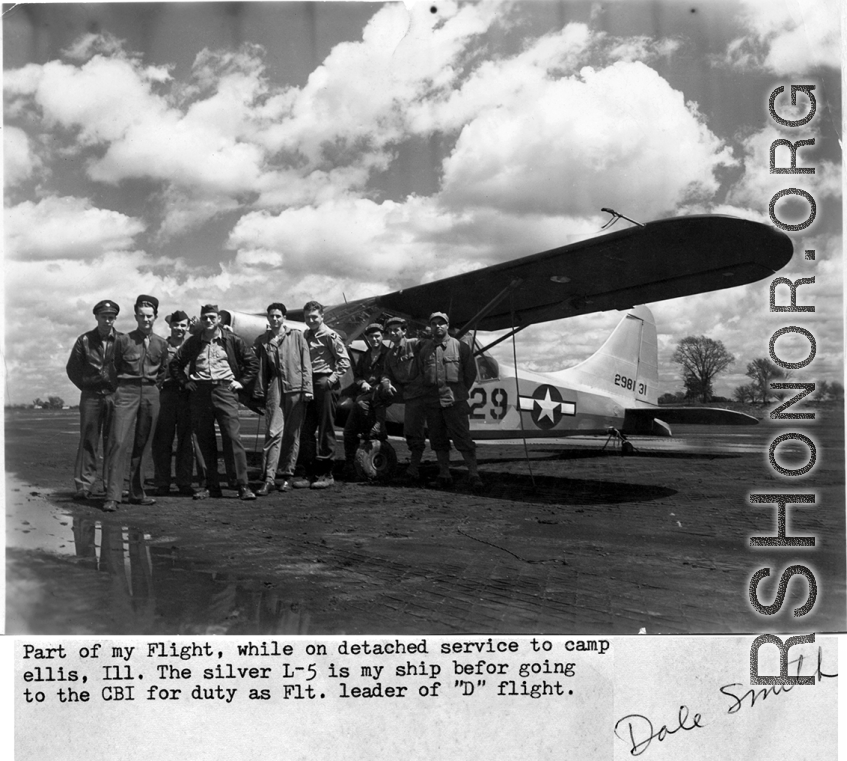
[355,439,398,481]
[603,427,636,456]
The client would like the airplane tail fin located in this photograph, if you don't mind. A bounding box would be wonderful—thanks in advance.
[552,306,659,405]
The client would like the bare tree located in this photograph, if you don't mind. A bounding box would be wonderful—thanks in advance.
[733,384,757,404]
[671,336,735,403]
[814,379,831,401]
[745,358,787,404]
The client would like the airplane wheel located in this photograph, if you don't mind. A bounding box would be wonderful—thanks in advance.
[621,441,634,456]
[355,440,398,482]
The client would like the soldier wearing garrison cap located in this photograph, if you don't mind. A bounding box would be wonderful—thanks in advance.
[102,294,169,511]
[152,310,199,496]
[415,310,483,490]
[66,299,123,500]
[342,322,391,479]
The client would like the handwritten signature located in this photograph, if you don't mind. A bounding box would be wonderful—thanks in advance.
[614,705,704,756]
[614,647,837,756]
[720,646,836,715]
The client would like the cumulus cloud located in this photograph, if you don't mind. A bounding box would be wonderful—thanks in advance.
[4,126,41,187]
[4,5,702,238]
[4,39,266,235]
[5,196,145,260]
[155,187,241,241]
[726,119,841,224]
[723,0,840,73]
[228,196,460,285]
[228,193,610,293]
[439,61,734,217]
[228,14,731,278]
[607,36,681,63]
[61,31,138,62]
[254,0,512,174]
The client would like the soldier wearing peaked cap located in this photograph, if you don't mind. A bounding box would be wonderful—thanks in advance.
[152,310,199,496]
[102,294,169,512]
[66,299,123,500]
[415,311,483,490]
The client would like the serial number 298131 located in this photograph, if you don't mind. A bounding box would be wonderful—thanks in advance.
[614,374,646,395]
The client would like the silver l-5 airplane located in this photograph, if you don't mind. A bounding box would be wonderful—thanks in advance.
[217,214,793,447]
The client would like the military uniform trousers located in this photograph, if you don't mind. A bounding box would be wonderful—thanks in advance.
[104,381,160,502]
[403,395,427,454]
[261,377,307,481]
[74,389,115,493]
[190,382,249,488]
[299,374,338,476]
[343,387,393,461]
[152,386,196,490]
[423,396,476,454]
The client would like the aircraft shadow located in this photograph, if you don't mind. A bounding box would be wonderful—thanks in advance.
[517,448,741,462]
[413,464,677,506]
[474,470,677,506]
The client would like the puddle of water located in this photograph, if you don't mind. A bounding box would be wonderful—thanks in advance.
[6,483,79,555]
[5,474,314,635]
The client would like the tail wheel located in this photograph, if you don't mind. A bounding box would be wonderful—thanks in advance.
[621,441,635,456]
[355,440,398,481]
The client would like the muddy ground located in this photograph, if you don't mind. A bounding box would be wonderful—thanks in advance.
[5,408,845,636]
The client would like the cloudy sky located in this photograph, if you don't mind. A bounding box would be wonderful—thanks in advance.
[3,0,841,405]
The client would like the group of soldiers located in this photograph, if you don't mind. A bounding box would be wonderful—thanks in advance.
[66,296,483,512]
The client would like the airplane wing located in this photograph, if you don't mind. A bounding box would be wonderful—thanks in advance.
[361,215,792,332]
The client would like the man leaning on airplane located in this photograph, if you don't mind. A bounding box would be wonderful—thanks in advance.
[66,299,122,501]
[416,311,483,491]
[380,316,427,481]
[342,321,391,480]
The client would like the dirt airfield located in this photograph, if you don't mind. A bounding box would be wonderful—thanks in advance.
[5,408,844,636]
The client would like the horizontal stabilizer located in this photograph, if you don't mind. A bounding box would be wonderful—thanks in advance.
[623,406,759,434]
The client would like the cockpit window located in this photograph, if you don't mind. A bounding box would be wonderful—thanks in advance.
[476,354,499,381]
[459,334,499,380]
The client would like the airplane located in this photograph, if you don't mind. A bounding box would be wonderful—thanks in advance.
[214,213,794,476]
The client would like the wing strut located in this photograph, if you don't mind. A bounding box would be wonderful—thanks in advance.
[509,292,536,489]
[473,324,529,358]
[455,278,524,340]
